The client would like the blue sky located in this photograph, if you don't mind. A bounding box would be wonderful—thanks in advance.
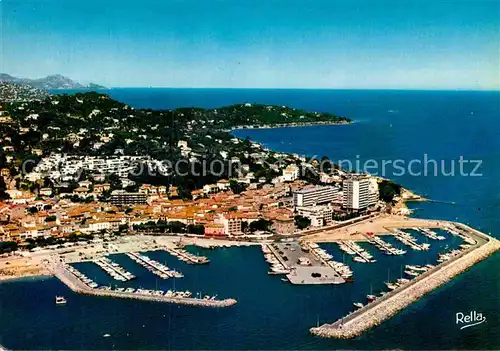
[1,0,499,89]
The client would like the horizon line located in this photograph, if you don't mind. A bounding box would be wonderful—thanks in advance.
[61,86,500,92]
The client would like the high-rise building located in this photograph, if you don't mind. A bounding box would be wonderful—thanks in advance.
[293,185,339,207]
[342,176,379,210]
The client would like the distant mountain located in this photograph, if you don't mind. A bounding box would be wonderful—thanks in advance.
[0,73,106,90]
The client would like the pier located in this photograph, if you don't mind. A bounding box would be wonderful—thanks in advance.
[126,252,183,279]
[53,263,236,308]
[413,227,445,240]
[338,240,375,263]
[392,230,429,251]
[364,233,405,255]
[165,247,210,264]
[310,222,500,339]
[94,257,135,281]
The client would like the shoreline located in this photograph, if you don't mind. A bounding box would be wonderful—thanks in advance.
[229,120,353,131]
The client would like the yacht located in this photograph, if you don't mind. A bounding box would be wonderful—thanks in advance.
[353,302,364,308]
[55,296,67,305]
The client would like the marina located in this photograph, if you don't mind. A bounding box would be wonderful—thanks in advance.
[126,252,184,279]
[310,222,500,339]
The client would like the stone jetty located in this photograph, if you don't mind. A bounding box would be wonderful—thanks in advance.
[310,223,500,339]
[53,264,236,308]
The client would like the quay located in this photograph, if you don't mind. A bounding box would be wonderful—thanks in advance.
[310,222,500,339]
[126,252,183,279]
[264,243,291,271]
[303,242,351,281]
[52,263,236,308]
[165,247,210,264]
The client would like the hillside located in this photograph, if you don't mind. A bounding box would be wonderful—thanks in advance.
[0,82,50,102]
[0,73,106,90]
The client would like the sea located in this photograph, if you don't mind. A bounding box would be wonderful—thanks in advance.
[0,89,498,350]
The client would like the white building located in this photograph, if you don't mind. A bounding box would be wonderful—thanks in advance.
[296,205,333,227]
[293,185,340,207]
[282,164,299,182]
[342,176,379,210]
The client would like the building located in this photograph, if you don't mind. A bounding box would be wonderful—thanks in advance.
[216,213,242,236]
[296,205,333,227]
[272,215,295,235]
[342,176,379,210]
[282,164,299,182]
[204,223,226,237]
[293,185,339,207]
[110,191,147,205]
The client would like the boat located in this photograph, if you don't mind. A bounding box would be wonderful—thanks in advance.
[280,278,288,282]
[55,296,67,305]
[353,302,364,308]
[405,270,420,277]
[366,294,377,301]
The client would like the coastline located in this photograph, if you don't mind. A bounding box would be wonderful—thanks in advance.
[229,120,353,131]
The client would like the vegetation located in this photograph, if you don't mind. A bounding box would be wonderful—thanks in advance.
[378,180,402,203]
[294,215,311,230]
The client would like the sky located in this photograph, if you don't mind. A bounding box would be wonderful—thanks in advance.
[1,0,499,89]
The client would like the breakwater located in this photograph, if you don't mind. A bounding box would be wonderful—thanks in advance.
[310,223,499,339]
[53,264,236,308]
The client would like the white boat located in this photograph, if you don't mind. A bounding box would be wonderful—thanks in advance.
[55,296,67,305]
[353,302,364,308]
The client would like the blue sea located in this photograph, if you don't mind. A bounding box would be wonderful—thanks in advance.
[1,89,499,350]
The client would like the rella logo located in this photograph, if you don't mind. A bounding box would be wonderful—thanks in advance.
[456,311,487,330]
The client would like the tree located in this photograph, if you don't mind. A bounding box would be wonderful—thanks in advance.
[379,180,402,203]
[0,177,9,201]
[229,180,247,194]
[294,215,311,230]
[249,219,272,232]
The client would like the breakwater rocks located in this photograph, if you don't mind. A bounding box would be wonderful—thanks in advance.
[310,232,499,339]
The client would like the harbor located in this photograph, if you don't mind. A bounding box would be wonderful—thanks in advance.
[310,222,500,339]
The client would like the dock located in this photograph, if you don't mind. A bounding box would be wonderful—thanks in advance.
[126,252,183,279]
[310,222,500,339]
[165,247,210,264]
[338,240,375,263]
[53,263,236,308]
[93,257,135,281]
[392,230,429,251]
[364,233,406,255]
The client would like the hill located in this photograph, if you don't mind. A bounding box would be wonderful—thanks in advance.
[0,82,50,102]
[0,73,106,90]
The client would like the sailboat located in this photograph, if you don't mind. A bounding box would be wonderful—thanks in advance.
[366,283,376,301]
